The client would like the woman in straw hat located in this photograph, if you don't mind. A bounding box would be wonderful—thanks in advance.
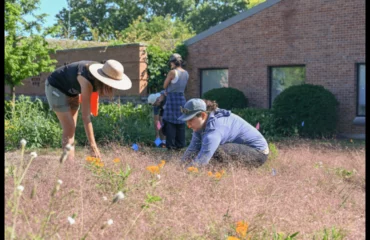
[45,60,132,162]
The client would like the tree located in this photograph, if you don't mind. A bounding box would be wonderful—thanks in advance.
[185,0,249,34]
[114,15,195,51]
[5,0,57,107]
[53,0,146,41]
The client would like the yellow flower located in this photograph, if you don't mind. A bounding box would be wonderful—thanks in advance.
[188,166,199,173]
[236,221,248,237]
[86,156,94,162]
[227,237,240,240]
[158,160,166,168]
[208,171,213,176]
[113,158,120,163]
[146,166,160,174]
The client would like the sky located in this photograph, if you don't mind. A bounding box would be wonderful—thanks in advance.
[23,0,68,36]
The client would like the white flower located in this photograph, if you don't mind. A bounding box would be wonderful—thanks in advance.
[67,216,75,225]
[112,191,125,203]
[17,185,24,192]
[20,139,27,147]
[30,152,38,158]
[102,196,108,201]
[157,174,161,180]
[57,179,63,185]
[107,219,113,225]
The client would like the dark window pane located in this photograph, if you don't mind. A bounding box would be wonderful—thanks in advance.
[201,69,228,95]
[270,66,305,106]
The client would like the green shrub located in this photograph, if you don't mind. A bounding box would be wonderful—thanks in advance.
[5,96,61,150]
[232,108,277,139]
[202,87,248,110]
[272,84,339,138]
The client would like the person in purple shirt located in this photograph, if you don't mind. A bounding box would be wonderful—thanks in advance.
[178,98,269,166]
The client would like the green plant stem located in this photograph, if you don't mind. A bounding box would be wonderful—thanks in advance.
[80,202,115,240]
[121,208,146,240]
[10,192,22,240]
[17,156,36,185]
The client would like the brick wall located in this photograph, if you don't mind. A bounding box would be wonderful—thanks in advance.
[185,0,365,135]
[5,43,149,100]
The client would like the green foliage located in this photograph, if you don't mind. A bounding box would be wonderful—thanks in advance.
[5,0,57,102]
[272,84,339,138]
[185,0,249,33]
[4,96,62,151]
[114,15,195,51]
[313,227,347,240]
[272,231,299,240]
[86,161,132,193]
[75,102,157,146]
[268,142,279,160]
[145,44,188,93]
[202,87,249,110]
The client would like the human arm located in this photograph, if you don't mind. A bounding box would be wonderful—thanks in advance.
[77,75,101,159]
[181,131,202,162]
[193,130,222,166]
[163,70,176,89]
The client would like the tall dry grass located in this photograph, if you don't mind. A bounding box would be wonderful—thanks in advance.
[4,140,365,239]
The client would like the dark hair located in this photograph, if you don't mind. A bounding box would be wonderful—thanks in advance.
[85,62,114,97]
[203,99,218,112]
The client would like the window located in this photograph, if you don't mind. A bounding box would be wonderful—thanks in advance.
[201,69,228,96]
[357,63,366,116]
[269,66,306,107]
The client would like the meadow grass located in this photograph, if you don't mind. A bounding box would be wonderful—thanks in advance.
[4,139,365,239]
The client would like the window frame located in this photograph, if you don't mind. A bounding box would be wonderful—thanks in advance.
[268,64,306,108]
[199,68,229,97]
[356,63,366,116]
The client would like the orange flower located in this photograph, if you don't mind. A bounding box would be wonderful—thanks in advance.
[86,156,94,162]
[187,166,199,173]
[146,166,160,174]
[158,160,166,168]
[227,237,240,240]
[113,158,120,163]
[220,170,225,175]
[236,221,248,237]
[208,171,213,176]
[95,162,104,168]
[214,172,223,179]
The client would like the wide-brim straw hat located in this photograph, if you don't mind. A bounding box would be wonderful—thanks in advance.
[89,59,132,90]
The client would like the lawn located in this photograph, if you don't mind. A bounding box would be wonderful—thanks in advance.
[4,139,365,240]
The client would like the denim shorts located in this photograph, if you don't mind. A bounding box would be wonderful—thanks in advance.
[45,79,80,112]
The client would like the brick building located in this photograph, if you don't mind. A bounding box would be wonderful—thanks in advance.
[184,0,365,138]
[5,42,148,102]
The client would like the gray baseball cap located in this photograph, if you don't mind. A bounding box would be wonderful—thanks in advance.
[178,98,206,121]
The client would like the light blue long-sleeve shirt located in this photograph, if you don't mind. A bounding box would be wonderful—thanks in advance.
[181,108,268,165]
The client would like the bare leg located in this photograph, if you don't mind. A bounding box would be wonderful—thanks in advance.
[55,111,76,163]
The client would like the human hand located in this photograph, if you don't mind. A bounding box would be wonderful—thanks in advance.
[90,145,102,161]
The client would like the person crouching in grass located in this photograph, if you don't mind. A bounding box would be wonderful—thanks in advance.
[178,98,269,167]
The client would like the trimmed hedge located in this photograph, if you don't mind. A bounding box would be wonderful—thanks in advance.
[272,84,339,138]
[202,87,248,110]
